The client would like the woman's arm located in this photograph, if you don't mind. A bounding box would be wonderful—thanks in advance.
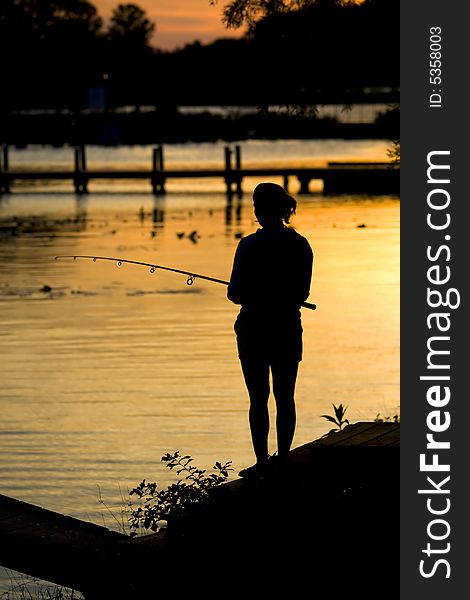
[227,240,246,305]
[299,240,314,302]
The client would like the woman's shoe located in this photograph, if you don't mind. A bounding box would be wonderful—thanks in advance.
[238,460,268,478]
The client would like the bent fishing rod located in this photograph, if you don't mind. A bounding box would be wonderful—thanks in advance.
[54,255,317,311]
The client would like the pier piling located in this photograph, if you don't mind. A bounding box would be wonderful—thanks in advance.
[224,146,233,197]
[0,144,10,194]
[235,145,243,198]
[298,176,310,195]
[152,145,166,195]
[74,145,88,194]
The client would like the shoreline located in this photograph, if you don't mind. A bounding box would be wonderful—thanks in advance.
[1,111,399,148]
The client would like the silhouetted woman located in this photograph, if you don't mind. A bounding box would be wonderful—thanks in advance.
[228,183,313,477]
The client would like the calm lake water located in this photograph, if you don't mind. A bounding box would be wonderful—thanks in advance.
[0,139,399,595]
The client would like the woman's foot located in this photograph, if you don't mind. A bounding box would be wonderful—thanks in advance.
[238,458,269,478]
[238,452,291,478]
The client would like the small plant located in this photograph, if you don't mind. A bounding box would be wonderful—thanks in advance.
[97,484,132,535]
[128,451,233,536]
[386,139,400,164]
[0,572,81,599]
[321,403,350,434]
[374,413,400,423]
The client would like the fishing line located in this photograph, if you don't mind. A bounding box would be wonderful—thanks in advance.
[54,254,317,310]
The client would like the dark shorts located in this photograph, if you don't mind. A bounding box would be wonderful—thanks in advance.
[234,311,303,363]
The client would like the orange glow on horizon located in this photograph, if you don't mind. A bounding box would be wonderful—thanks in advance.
[94,0,244,50]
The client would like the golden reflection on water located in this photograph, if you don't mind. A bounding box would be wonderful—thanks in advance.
[0,188,399,526]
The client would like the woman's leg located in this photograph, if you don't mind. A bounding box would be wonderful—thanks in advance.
[240,357,271,464]
[271,360,299,459]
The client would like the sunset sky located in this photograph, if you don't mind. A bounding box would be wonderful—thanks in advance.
[95,0,243,50]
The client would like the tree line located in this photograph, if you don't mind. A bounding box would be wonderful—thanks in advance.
[0,0,398,110]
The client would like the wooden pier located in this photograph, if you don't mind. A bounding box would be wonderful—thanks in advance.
[0,144,399,196]
[0,422,399,598]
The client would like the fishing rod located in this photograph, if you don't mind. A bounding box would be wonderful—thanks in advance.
[54,255,317,311]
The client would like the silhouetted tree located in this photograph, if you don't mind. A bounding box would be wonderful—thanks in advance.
[0,0,102,42]
[0,0,104,109]
[105,4,157,107]
[221,0,347,30]
[219,0,398,105]
[0,0,398,112]
[108,3,155,46]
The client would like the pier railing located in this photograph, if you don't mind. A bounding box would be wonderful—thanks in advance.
[0,144,399,196]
